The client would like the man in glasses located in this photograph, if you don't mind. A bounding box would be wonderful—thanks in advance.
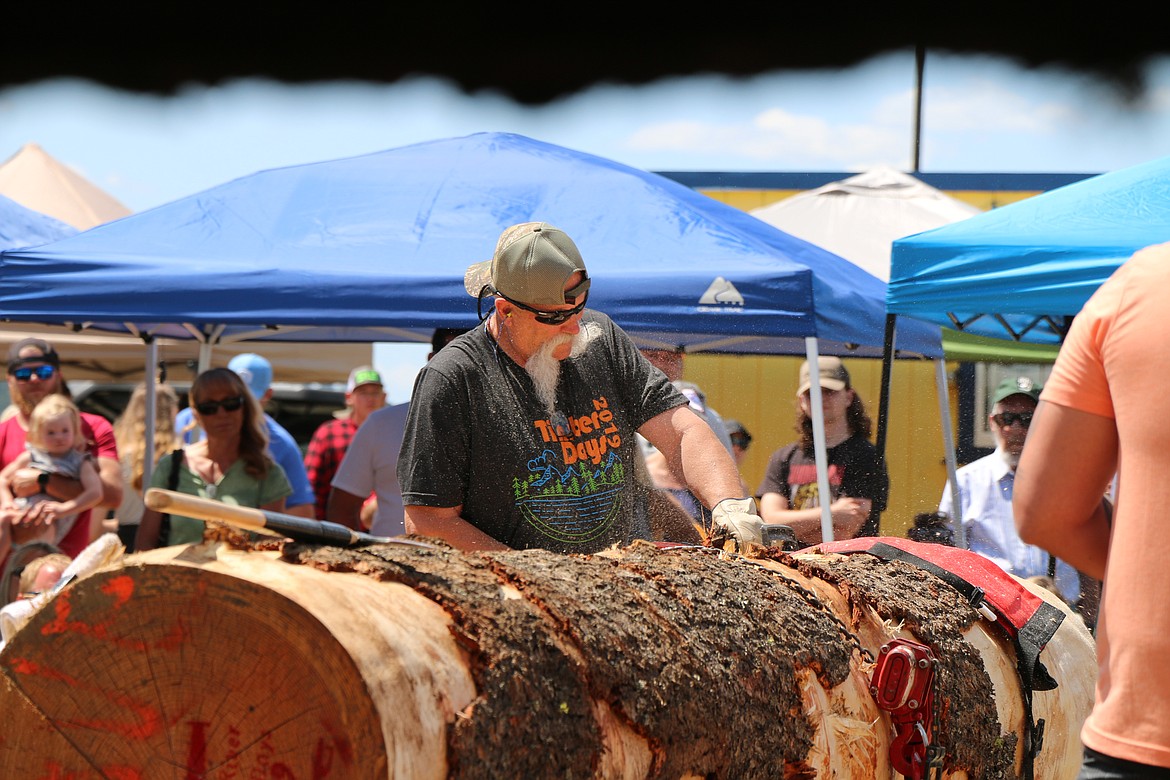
[938,375,1083,605]
[0,338,123,564]
[398,221,763,553]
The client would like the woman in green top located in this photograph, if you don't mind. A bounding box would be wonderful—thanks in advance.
[135,368,292,550]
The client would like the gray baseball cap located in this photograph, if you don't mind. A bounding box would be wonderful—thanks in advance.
[464,222,590,307]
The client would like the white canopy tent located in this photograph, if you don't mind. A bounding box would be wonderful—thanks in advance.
[0,143,132,231]
[0,144,372,387]
[751,167,983,541]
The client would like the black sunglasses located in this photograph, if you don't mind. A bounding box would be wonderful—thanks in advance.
[195,395,245,416]
[499,291,589,325]
[10,365,56,382]
[993,411,1033,428]
[730,433,752,449]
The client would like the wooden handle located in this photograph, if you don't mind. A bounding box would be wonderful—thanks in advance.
[145,489,271,532]
[144,488,407,547]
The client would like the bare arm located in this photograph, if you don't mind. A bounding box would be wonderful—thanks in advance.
[1015,400,1117,581]
[639,406,746,510]
[135,507,164,551]
[404,504,511,551]
[47,458,104,517]
[758,491,870,545]
[0,452,31,506]
[19,455,124,510]
[283,503,315,519]
[326,487,365,531]
[360,498,377,530]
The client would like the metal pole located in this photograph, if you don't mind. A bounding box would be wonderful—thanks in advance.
[805,338,835,543]
[142,339,159,491]
[935,357,965,548]
[912,45,925,173]
[871,314,897,536]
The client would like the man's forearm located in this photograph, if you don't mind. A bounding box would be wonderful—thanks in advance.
[40,471,83,501]
[404,506,511,551]
[326,487,364,530]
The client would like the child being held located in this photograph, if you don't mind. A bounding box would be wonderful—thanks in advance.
[0,395,103,563]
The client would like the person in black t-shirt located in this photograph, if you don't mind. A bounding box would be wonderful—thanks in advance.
[398,221,763,554]
[756,356,888,545]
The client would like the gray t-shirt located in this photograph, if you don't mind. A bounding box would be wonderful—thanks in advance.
[398,310,685,553]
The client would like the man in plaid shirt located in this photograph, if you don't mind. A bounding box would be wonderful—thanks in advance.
[302,366,385,522]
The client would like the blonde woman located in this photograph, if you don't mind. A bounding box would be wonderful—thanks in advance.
[112,382,182,552]
[135,368,291,550]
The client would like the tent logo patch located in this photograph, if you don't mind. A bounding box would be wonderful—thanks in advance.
[698,277,744,307]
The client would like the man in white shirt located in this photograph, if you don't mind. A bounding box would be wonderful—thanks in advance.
[327,329,465,537]
[940,376,1081,602]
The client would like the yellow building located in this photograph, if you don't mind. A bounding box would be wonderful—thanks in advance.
[664,171,1087,537]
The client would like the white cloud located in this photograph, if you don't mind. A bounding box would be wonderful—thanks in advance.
[924,79,1075,134]
[623,106,908,168]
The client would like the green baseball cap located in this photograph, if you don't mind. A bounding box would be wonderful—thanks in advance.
[993,376,1042,405]
[346,366,383,393]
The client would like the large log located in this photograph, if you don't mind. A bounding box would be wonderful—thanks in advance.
[0,530,1094,778]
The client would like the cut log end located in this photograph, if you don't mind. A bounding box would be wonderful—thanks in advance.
[1,563,386,777]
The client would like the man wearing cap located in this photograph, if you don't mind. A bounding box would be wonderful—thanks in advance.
[939,375,1082,603]
[0,338,123,561]
[724,419,752,468]
[303,365,385,522]
[397,222,762,553]
[174,353,316,518]
[329,329,466,537]
[757,356,888,545]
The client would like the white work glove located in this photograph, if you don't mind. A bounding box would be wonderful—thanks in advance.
[711,497,764,551]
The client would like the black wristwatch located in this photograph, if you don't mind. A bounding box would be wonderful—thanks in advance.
[37,472,49,490]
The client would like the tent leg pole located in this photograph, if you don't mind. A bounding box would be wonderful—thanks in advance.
[872,314,897,536]
[142,340,159,491]
[935,357,965,548]
[805,338,834,543]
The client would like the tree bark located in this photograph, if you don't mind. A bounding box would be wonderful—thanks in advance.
[0,536,1095,778]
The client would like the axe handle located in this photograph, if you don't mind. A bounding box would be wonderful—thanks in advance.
[144,488,405,547]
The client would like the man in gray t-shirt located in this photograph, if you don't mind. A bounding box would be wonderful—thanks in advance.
[397,221,764,554]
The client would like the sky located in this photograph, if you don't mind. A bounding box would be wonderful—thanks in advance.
[3,49,1170,401]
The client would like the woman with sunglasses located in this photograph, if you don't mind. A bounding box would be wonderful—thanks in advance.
[135,368,291,550]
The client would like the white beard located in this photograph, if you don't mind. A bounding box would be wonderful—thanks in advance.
[999,447,1021,471]
[525,327,591,415]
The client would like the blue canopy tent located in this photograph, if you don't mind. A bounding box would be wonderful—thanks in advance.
[0,132,943,538]
[887,154,1170,343]
[885,154,1170,535]
[0,193,76,250]
[0,132,941,358]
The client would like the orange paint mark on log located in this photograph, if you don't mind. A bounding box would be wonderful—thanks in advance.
[10,658,163,740]
[63,696,162,740]
[9,657,79,684]
[101,574,135,607]
[30,760,76,779]
[33,589,191,653]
